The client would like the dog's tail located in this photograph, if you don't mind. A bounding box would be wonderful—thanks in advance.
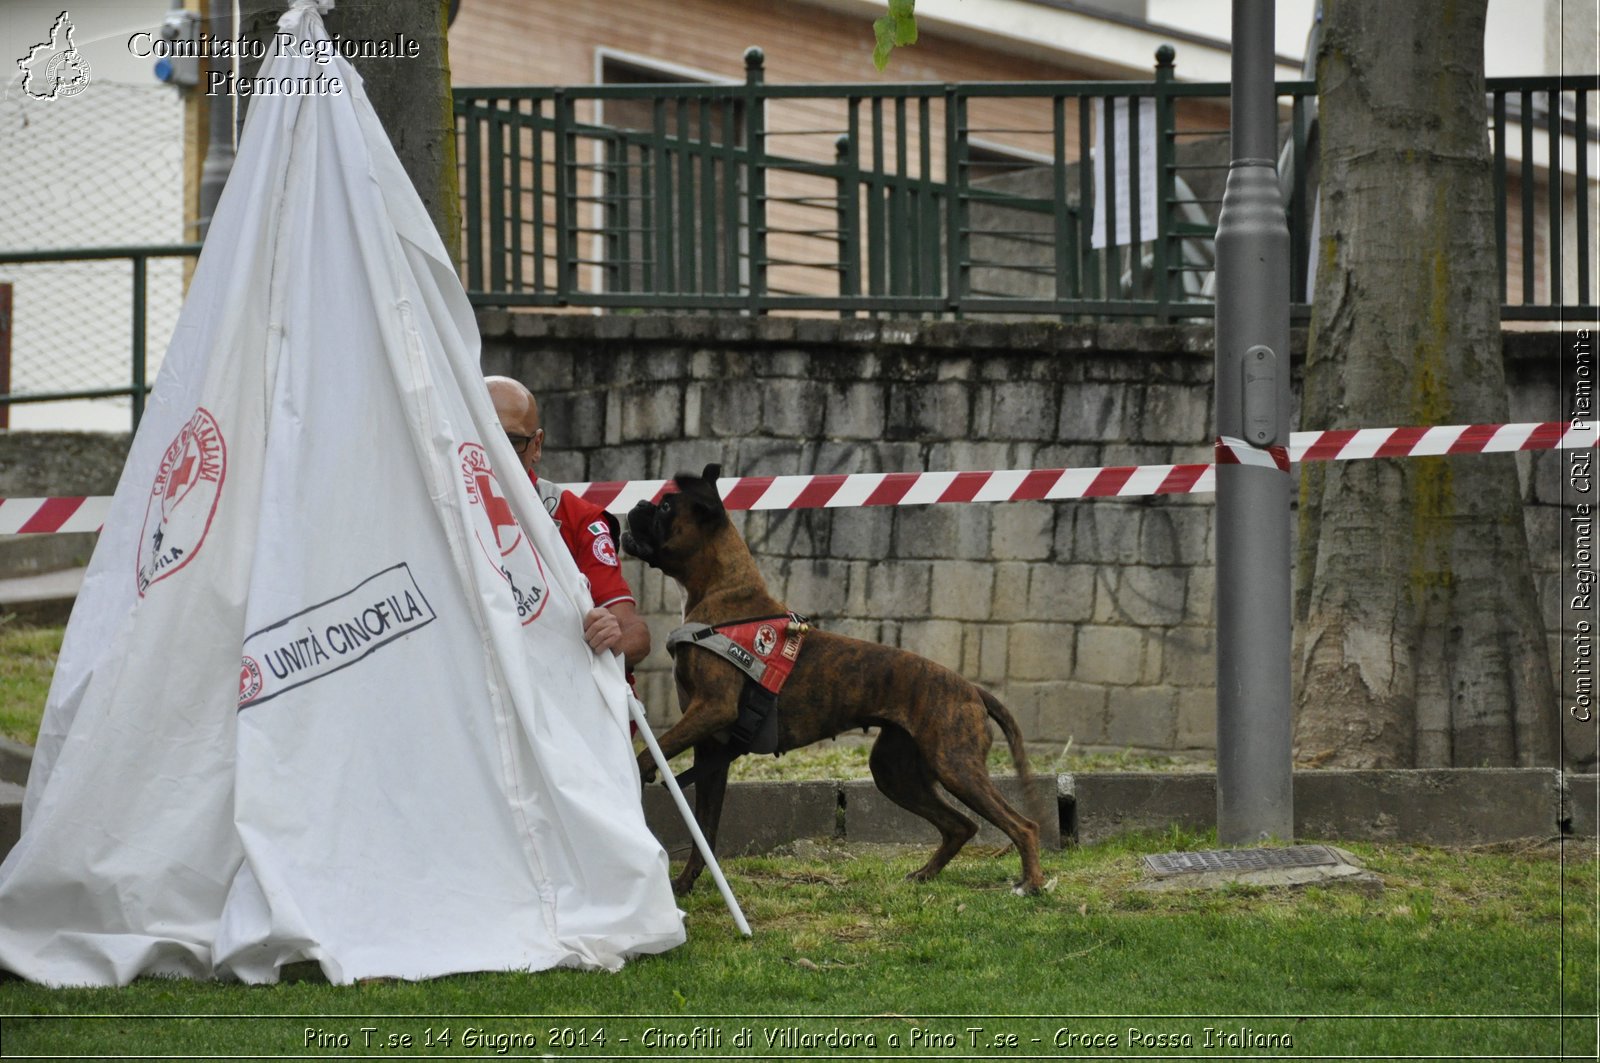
[980,688,1048,827]
[980,688,1031,778]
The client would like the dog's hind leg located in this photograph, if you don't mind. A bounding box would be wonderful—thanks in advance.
[868,726,978,883]
[673,742,732,896]
[927,745,1044,895]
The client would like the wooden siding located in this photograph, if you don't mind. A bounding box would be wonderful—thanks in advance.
[450,0,1234,307]
[449,0,1130,92]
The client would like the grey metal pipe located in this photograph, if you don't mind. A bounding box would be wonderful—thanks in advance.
[1214,0,1294,845]
[197,1,235,242]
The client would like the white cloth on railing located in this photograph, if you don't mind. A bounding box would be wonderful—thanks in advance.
[1091,97,1158,249]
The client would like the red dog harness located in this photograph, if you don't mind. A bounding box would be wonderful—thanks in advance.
[666,612,810,762]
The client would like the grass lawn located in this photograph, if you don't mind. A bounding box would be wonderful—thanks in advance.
[1,832,1595,1059]
[0,620,61,747]
[2,620,1595,1057]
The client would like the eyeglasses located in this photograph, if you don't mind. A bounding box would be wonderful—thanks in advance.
[505,431,539,454]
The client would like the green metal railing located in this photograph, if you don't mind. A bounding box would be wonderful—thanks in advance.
[456,47,1266,318]
[456,51,1597,321]
[2,60,1595,429]
[1492,76,1597,318]
[0,244,201,428]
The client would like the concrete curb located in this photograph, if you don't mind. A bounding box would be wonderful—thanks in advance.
[1066,771,1216,845]
[0,566,86,626]
[1295,768,1564,846]
[1068,769,1587,847]
[0,738,33,787]
[636,769,1584,857]
[1566,774,1598,838]
[642,781,839,858]
[2,755,1591,867]
[0,781,23,859]
[840,776,1063,849]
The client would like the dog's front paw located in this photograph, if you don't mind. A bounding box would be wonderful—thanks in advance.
[637,752,659,785]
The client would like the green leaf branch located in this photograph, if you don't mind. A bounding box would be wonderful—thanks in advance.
[872,0,918,70]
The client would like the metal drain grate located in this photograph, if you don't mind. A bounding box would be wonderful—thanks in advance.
[1143,845,1343,877]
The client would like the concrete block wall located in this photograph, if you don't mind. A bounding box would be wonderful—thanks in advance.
[0,431,130,579]
[480,314,1582,765]
[1,320,1577,765]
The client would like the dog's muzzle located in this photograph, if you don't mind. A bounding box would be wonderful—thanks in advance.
[620,499,663,563]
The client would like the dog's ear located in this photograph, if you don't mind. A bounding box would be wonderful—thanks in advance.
[672,464,727,520]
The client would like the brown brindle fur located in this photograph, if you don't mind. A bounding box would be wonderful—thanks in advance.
[621,465,1044,897]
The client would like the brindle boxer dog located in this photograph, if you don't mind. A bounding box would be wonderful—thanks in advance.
[621,464,1044,897]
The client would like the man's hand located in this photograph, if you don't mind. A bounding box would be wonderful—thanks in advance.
[582,601,652,669]
[583,607,623,655]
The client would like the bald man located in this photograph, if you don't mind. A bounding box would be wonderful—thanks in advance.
[485,376,651,671]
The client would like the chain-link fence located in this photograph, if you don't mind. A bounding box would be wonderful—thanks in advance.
[0,79,191,431]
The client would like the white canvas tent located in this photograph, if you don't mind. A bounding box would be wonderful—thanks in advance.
[0,1,684,986]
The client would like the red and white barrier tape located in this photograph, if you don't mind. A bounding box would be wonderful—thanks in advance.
[3,420,1593,533]
[0,495,114,536]
[571,419,1593,513]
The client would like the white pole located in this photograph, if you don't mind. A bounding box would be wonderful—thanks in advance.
[628,696,752,937]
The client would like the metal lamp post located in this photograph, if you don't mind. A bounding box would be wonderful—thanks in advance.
[1214,0,1294,845]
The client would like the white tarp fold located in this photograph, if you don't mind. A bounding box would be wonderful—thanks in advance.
[0,2,683,986]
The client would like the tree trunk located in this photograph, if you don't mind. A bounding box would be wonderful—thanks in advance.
[236,0,460,266]
[1293,0,1558,767]
[327,0,460,264]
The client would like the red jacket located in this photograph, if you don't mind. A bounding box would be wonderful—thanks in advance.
[531,476,634,610]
